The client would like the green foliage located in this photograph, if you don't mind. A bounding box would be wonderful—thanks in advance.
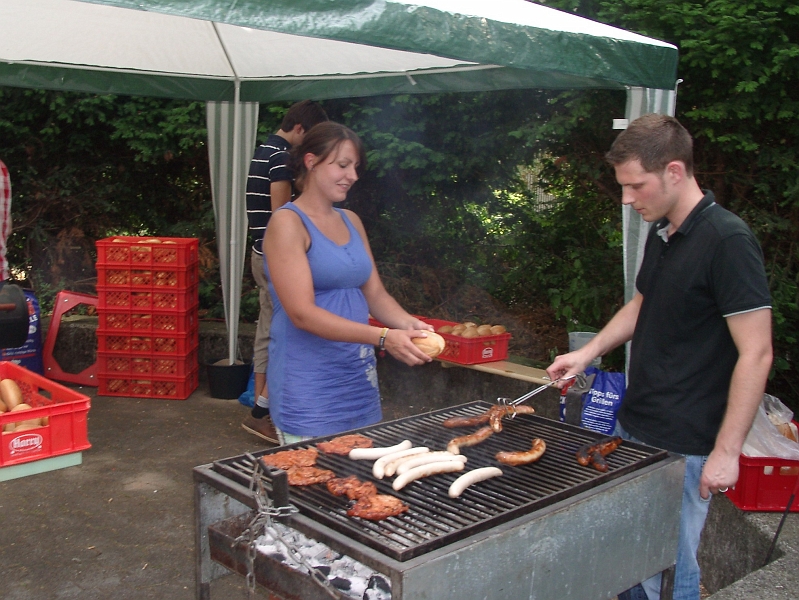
[0,88,214,295]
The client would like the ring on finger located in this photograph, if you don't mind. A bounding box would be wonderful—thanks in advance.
[719,487,729,493]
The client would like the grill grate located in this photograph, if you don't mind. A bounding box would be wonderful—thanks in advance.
[213,401,667,561]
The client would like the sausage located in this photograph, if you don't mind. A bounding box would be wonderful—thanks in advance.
[443,405,535,431]
[594,436,622,457]
[576,445,592,466]
[448,467,504,498]
[392,460,466,491]
[488,405,535,432]
[394,452,467,476]
[575,436,622,470]
[446,426,494,455]
[349,439,412,460]
[384,449,440,478]
[495,438,546,466]
[590,451,608,472]
[373,447,429,479]
[442,414,489,428]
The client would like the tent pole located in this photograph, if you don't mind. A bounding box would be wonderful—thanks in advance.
[228,77,241,365]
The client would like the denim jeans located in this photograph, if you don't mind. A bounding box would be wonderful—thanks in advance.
[615,422,711,600]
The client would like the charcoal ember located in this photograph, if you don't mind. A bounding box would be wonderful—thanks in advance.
[312,565,331,577]
[330,576,352,591]
[363,574,392,600]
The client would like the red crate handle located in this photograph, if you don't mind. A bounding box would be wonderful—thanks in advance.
[42,291,99,387]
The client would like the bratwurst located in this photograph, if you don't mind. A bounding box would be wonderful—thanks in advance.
[446,426,494,455]
[495,438,546,466]
[576,436,622,472]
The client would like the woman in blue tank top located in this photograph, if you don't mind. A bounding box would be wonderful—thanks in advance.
[264,122,435,444]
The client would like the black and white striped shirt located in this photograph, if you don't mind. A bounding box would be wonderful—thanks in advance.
[245,134,293,254]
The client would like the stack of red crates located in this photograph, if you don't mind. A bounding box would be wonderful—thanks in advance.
[95,237,200,400]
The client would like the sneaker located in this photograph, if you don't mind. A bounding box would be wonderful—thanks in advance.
[242,414,279,444]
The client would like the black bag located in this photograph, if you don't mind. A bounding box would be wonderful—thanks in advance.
[0,281,29,349]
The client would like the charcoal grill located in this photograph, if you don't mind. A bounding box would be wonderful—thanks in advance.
[195,401,685,600]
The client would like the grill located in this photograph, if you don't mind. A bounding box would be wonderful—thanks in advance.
[212,401,666,561]
[195,402,685,600]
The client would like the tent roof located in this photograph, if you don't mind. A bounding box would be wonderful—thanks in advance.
[0,0,678,102]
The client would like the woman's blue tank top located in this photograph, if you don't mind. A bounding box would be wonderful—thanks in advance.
[265,203,381,437]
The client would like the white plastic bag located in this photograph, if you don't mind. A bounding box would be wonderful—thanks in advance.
[742,394,799,460]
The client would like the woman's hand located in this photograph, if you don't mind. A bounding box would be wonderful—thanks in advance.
[383,329,434,366]
[408,318,435,332]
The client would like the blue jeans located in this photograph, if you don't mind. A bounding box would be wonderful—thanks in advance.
[616,423,711,600]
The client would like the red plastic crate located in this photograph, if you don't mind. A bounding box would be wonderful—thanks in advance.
[97,348,198,378]
[98,368,199,400]
[372,317,511,365]
[0,362,91,469]
[726,448,799,512]
[97,308,197,334]
[96,236,198,267]
[96,328,199,356]
[96,263,198,290]
[96,284,199,311]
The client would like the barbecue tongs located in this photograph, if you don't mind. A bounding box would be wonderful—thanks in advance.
[497,372,586,412]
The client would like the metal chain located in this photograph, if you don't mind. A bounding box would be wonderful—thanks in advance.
[233,456,344,600]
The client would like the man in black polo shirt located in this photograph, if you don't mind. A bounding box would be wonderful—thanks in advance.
[547,114,772,600]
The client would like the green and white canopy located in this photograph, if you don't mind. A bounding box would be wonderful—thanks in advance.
[0,0,678,364]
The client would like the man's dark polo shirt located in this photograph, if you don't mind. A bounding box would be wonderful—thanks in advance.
[619,191,771,456]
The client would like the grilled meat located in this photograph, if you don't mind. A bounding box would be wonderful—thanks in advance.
[260,447,318,471]
[285,466,336,486]
[347,494,409,521]
[326,475,378,500]
[317,434,374,455]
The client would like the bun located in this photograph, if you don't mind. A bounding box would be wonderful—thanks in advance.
[476,325,493,336]
[412,332,446,358]
[451,324,467,336]
[490,325,506,334]
[461,327,480,339]
[437,325,454,334]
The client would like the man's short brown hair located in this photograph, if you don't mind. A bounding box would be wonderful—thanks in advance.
[280,100,329,134]
[605,113,694,176]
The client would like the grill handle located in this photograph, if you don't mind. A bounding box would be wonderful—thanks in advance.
[258,458,290,518]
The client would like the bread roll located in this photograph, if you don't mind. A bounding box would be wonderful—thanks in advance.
[437,325,454,334]
[476,325,493,336]
[461,327,480,338]
[0,379,24,410]
[490,325,506,334]
[8,403,42,431]
[462,322,477,329]
[412,332,446,358]
[451,324,467,336]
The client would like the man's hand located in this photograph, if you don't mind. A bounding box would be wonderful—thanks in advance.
[699,449,740,499]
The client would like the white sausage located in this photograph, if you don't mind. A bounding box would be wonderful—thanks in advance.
[392,461,465,491]
[373,447,429,479]
[349,439,412,461]
[394,452,467,476]
[448,467,504,498]
[383,449,441,478]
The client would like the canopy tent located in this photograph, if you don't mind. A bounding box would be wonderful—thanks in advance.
[0,0,678,365]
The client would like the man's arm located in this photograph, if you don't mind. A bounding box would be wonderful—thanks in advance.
[700,308,773,498]
[547,293,643,382]
[270,180,292,212]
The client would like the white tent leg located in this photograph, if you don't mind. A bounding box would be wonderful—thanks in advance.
[621,86,677,372]
[206,99,259,364]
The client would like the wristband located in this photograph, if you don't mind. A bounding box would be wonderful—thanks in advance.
[378,327,389,351]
